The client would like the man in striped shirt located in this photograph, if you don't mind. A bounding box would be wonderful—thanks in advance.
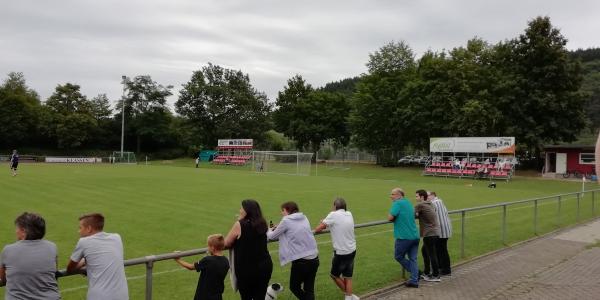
[428,191,452,276]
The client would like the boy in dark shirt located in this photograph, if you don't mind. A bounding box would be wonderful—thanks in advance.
[175,234,230,300]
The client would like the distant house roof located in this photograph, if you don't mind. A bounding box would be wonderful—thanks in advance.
[544,144,595,151]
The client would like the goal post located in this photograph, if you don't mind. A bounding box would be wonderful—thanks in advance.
[252,151,313,176]
[111,151,137,164]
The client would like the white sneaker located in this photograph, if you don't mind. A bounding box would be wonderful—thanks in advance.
[422,275,441,282]
[352,295,360,300]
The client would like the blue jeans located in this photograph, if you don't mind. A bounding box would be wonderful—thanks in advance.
[394,239,420,284]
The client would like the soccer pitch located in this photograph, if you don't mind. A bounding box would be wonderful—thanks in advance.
[1,162,597,299]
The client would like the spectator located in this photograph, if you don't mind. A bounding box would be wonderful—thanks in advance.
[0,212,60,299]
[387,188,420,288]
[428,191,453,276]
[314,197,359,300]
[453,158,461,170]
[497,159,506,171]
[195,157,200,168]
[267,201,319,300]
[174,234,230,300]
[414,190,441,282]
[67,213,129,300]
[224,199,273,300]
[596,132,600,183]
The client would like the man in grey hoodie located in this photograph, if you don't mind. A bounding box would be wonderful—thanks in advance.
[267,201,319,300]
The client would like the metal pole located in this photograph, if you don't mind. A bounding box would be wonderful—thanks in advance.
[576,193,581,221]
[593,191,596,216]
[145,260,153,300]
[296,151,299,175]
[534,199,538,235]
[557,196,561,227]
[461,210,466,258]
[502,205,507,245]
[120,75,127,158]
[315,151,318,176]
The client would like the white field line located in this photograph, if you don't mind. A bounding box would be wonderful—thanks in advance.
[60,229,394,294]
[61,195,583,293]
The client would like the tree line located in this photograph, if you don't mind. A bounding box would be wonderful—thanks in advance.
[0,16,598,161]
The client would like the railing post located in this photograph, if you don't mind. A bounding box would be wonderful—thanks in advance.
[146,260,154,300]
[534,199,538,235]
[461,210,466,258]
[502,205,507,245]
[593,191,596,216]
[557,196,562,227]
[576,193,581,221]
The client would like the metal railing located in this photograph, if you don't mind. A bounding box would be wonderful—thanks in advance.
[1,189,598,299]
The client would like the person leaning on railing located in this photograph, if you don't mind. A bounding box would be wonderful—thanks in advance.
[0,212,61,300]
[224,199,273,300]
[267,201,320,300]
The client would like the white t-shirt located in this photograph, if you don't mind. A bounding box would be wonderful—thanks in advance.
[70,232,129,300]
[322,210,356,255]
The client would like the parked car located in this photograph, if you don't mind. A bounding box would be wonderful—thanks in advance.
[411,156,430,165]
[398,155,414,165]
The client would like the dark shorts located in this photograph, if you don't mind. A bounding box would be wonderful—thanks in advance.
[330,250,356,278]
[11,162,18,170]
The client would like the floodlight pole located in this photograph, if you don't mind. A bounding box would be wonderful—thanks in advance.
[120,75,127,158]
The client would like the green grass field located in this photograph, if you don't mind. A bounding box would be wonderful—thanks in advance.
[1,161,598,300]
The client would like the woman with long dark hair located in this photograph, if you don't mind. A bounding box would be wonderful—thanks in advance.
[225,199,273,300]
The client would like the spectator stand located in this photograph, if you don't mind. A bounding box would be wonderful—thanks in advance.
[423,137,516,181]
[211,139,253,166]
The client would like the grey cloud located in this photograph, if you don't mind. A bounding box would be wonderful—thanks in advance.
[1,0,599,108]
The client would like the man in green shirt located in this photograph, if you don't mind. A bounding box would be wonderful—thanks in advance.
[387,188,420,287]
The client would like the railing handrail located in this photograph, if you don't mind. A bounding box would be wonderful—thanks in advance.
[2,188,598,295]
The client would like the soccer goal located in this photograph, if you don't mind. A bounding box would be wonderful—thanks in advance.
[252,151,313,176]
[111,151,137,164]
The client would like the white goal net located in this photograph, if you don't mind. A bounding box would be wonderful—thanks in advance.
[252,151,313,176]
[111,151,137,164]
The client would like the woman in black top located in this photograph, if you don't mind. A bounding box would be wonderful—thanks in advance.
[225,199,273,300]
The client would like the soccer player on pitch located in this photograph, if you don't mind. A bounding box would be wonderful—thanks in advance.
[9,150,19,177]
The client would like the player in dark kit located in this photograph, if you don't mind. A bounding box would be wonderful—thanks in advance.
[10,150,19,177]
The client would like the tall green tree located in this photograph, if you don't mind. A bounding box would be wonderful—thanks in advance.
[45,83,91,115]
[273,75,314,144]
[121,75,174,152]
[45,83,98,149]
[0,72,41,147]
[175,63,272,148]
[366,40,416,74]
[350,41,417,153]
[497,16,586,151]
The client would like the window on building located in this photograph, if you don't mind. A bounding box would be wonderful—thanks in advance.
[579,153,595,164]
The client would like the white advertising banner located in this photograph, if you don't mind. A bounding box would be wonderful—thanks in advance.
[217,139,253,148]
[45,157,102,163]
[430,137,515,154]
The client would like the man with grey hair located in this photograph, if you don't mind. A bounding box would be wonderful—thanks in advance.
[428,191,452,276]
[315,197,358,300]
[387,188,420,288]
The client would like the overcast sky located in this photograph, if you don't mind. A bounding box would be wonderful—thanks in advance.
[1,0,599,109]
